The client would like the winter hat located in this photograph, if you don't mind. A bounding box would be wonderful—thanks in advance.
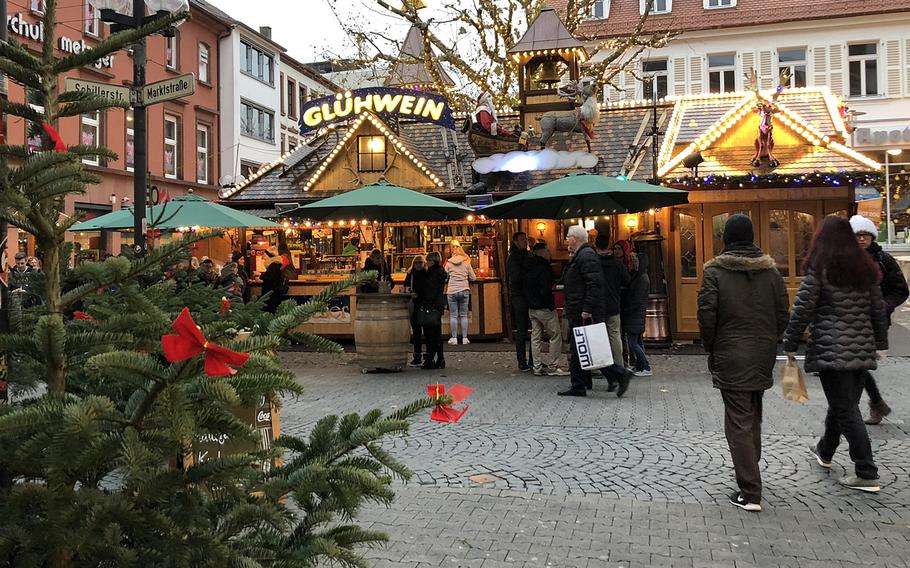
[849,214,877,236]
[723,214,754,246]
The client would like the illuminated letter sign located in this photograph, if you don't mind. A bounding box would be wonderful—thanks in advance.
[298,87,455,134]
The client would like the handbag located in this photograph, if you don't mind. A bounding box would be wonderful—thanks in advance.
[416,305,440,327]
[571,322,614,370]
[781,356,809,402]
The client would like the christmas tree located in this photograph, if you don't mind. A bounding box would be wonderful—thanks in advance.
[0,3,437,566]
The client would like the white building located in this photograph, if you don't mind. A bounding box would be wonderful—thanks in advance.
[218,22,284,185]
[279,55,338,155]
[568,0,910,247]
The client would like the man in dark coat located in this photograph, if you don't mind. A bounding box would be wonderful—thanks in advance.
[506,232,533,371]
[524,243,569,377]
[850,215,910,424]
[559,225,605,397]
[594,235,632,395]
[622,252,652,376]
[697,214,789,512]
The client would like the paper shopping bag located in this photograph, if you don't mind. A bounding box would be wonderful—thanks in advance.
[571,322,614,371]
[781,357,809,402]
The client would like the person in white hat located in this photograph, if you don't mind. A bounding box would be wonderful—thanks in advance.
[849,214,910,424]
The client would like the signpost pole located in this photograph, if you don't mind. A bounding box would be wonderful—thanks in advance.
[132,0,148,256]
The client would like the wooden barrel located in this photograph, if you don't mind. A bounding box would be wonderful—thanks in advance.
[354,293,412,370]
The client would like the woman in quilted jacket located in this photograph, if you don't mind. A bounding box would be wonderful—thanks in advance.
[784,216,889,493]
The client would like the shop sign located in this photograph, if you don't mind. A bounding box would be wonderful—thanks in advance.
[854,127,910,148]
[6,13,115,69]
[298,87,455,134]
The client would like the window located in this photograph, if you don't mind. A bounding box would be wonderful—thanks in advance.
[196,124,210,185]
[239,161,260,179]
[642,59,668,100]
[678,213,697,278]
[198,43,210,83]
[778,48,806,88]
[166,34,178,70]
[240,101,275,142]
[589,0,609,18]
[30,0,46,15]
[848,43,879,97]
[298,85,308,115]
[288,138,297,153]
[164,115,179,179]
[357,135,386,172]
[708,53,736,93]
[84,1,100,37]
[81,111,100,165]
[641,0,670,14]
[240,40,274,84]
[705,0,735,7]
[287,78,296,118]
[125,109,134,171]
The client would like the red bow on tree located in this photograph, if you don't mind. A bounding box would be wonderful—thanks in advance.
[427,383,472,423]
[41,123,67,152]
[73,311,94,321]
[161,307,249,377]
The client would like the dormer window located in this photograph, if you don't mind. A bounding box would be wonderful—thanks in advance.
[641,0,671,14]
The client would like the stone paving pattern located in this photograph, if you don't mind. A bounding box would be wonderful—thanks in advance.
[281,351,910,567]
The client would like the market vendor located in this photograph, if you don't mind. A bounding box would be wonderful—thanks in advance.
[360,249,388,293]
[342,236,360,256]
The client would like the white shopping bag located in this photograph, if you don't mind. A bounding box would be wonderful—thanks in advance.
[572,322,614,371]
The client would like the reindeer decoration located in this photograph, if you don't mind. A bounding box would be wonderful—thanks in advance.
[538,76,599,153]
[746,68,791,168]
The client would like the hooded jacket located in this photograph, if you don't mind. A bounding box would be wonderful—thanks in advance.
[524,254,555,310]
[698,246,789,391]
[445,254,476,295]
[783,268,888,372]
[598,253,630,317]
[563,243,605,323]
[866,241,909,323]
[621,253,650,335]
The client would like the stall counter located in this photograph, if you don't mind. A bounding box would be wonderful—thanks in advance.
[248,276,504,339]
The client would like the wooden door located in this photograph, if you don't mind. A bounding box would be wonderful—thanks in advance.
[702,203,758,263]
[759,201,822,304]
[673,206,704,334]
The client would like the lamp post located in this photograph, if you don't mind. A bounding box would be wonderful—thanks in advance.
[885,148,903,246]
[97,0,188,256]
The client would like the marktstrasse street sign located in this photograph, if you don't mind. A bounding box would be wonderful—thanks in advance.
[64,77,133,105]
[136,73,196,106]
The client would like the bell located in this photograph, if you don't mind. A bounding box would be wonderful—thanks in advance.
[533,60,562,87]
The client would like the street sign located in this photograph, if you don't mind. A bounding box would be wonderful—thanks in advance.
[136,73,195,106]
[64,77,132,105]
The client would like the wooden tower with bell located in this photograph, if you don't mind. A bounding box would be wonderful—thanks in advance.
[508,5,589,132]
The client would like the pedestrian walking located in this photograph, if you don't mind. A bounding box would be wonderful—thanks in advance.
[404,255,427,367]
[698,214,789,512]
[559,225,609,397]
[415,251,447,369]
[594,235,632,392]
[623,252,653,377]
[784,215,888,493]
[444,243,476,345]
[524,242,569,377]
[507,231,533,371]
[849,215,909,425]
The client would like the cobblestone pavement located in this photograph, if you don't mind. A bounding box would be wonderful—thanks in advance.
[281,352,910,567]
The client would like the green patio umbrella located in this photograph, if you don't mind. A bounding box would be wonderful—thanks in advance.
[480,171,689,220]
[69,194,280,231]
[290,180,473,258]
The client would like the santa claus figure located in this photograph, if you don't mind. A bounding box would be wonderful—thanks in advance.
[472,91,513,137]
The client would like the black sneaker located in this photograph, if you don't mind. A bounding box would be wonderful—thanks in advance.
[808,444,832,469]
[616,370,632,398]
[408,357,422,368]
[838,476,881,493]
[557,388,586,397]
[729,492,762,512]
[518,364,531,373]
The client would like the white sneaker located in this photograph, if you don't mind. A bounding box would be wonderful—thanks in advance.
[462,337,470,344]
[634,370,653,377]
[448,337,458,345]
[548,368,570,376]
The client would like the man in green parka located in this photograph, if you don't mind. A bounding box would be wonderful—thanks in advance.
[697,214,789,512]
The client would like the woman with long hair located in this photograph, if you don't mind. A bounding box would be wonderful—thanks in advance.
[415,251,447,369]
[444,243,476,345]
[404,255,427,367]
[784,215,888,493]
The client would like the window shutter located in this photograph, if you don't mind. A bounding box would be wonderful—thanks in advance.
[812,46,828,87]
[906,39,910,95]
[673,57,686,95]
[689,56,704,94]
[884,39,902,97]
[623,69,636,100]
[759,50,774,89]
[828,44,845,96]
[741,51,755,81]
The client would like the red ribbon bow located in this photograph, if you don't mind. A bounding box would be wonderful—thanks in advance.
[427,383,472,423]
[73,311,94,321]
[41,123,67,152]
[161,307,250,377]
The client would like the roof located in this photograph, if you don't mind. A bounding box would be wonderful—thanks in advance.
[282,53,341,93]
[508,6,587,54]
[554,0,910,39]
[385,25,455,88]
[190,0,286,51]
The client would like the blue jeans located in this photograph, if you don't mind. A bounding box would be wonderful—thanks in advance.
[447,290,470,339]
[627,332,650,371]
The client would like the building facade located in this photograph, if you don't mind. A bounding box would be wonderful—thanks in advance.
[563,0,910,247]
[3,0,230,260]
[279,55,336,157]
